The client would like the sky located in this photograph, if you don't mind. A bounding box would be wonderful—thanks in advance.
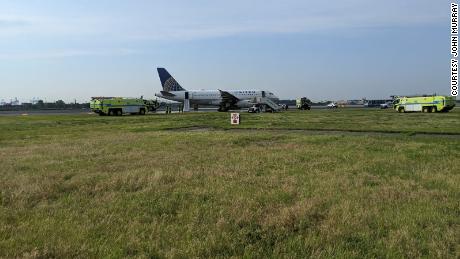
[0,0,453,102]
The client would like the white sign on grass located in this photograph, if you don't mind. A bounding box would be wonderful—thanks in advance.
[231,113,240,125]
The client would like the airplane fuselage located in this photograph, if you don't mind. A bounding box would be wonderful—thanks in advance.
[156,89,279,108]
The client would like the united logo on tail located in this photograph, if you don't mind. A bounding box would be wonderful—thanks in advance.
[157,68,186,92]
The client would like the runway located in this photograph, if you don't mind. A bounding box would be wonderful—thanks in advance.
[0,109,94,116]
[0,105,383,116]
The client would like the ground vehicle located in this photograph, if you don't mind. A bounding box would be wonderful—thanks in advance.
[327,102,338,109]
[248,105,261,113]
[364,99,393,107]
[393,95,456,113]
[380,101,393,109]
[90,97,159,116]
[296,97,311,110]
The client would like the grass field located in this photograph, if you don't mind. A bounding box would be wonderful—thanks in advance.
[1,109,459,258]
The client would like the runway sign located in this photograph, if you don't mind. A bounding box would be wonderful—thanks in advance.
[231,113,240,125]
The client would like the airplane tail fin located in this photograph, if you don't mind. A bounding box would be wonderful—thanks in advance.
[157,68,186,92]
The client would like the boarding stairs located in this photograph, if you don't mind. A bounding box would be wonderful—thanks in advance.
[252,97,282,112]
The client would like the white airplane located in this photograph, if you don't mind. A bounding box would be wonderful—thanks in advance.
[154,68,279,112]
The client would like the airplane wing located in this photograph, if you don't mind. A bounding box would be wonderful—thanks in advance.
[219,90,239,103]
[219,90,239,106]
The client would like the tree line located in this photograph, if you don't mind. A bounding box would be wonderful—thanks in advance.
[0,100,90,111]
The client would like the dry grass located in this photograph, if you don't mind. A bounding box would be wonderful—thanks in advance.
[0,111,459,258]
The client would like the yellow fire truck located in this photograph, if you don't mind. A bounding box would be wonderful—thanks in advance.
[393,95,456,113]
[90,97,159,116]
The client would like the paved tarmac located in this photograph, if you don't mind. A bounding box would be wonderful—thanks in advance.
[0,105,396,116]
[0,109,94,116]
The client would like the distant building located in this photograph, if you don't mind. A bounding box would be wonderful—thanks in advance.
[348,99,365,105]
[364,99,393,107]
[22,103,33,109]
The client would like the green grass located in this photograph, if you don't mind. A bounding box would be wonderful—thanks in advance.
[0,109,459,258]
